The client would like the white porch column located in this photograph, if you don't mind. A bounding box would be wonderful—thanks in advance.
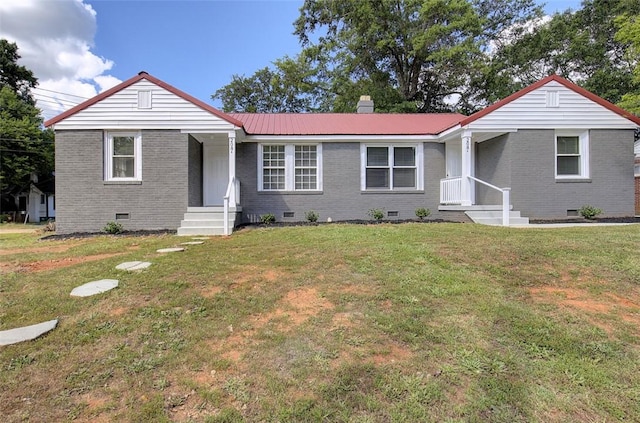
[229,131,237,207]
[460,129,473,206]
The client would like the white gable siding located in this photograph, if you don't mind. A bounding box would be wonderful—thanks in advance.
[467,81,637,131]
[52,80,236,132]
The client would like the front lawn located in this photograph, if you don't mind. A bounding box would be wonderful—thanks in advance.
[1,223,639,422]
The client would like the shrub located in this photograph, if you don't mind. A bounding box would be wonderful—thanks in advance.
[415,207,431,220]
[367,208,384,221]
[579,205,603,220]
[103,221,124,234]
[260,213,276,225]
[0,214,9,223]
[305,210,319,223]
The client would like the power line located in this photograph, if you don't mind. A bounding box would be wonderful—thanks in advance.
[32,87,89,100]
[34,92,81,105]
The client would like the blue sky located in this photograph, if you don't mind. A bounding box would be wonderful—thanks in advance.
[0,0,583,120]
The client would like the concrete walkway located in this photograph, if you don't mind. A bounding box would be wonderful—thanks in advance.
[511,222,638,228]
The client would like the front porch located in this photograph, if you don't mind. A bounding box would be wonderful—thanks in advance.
[439,130,527,226]
[178,130,242,235]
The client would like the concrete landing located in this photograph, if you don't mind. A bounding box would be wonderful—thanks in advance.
[0,319,58,346]
[71,279,119,297]
[116,261,152,271]
[180,241,204,245]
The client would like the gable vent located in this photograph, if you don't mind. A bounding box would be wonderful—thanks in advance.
[138,90,152,109]
[546,90,559,107]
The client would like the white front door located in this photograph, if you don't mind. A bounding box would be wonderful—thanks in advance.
[445,140,462,178]
[203,142,229,206]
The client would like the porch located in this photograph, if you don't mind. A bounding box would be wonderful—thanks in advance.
[178,131,241,235]
[439,130,528,226]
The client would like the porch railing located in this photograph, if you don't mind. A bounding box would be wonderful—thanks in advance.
[223,177,240,236]
[439,176,511,226]
[468,176,511,227]
[440,177,463,204]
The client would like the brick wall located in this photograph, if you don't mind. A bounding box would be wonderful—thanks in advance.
[55,129,189,234]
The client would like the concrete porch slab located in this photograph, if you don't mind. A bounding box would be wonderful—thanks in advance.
[71,279,119,297]
[0,319,58,346]
[180,241,204,245]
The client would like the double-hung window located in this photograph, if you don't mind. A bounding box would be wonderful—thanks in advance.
[361,144,423,190]
[105,131,142,181]
[555,131,589,179]
[259,144,322,191]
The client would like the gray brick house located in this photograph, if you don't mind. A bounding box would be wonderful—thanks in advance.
[45,72,640,235]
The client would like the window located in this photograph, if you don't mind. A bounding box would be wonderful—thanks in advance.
[361,144,423,190]
[105,131,142,181]
[40,194,45,205]
[635,157,640,176]
[259,144,322,191]
[555,131,589,179]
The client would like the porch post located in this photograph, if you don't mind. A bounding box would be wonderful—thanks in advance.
[228,131,236,204]
[460,129,473,206]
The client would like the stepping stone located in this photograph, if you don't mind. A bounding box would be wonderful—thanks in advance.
[0,319,58,346]
[157,247,185,253]
[192,237,209,240]
[180,241,204,245]
[116,261,152,271]
[70,279,119,297]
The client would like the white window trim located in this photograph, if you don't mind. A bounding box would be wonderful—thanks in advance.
[555,130,589,179]
[360,143,424,191]
[104,131,142,181]
[258,143,323,191]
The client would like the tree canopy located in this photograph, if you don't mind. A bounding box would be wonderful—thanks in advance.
[213,0,640,117]
[0,39,54,210]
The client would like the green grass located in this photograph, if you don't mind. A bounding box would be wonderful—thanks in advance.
[1,223,640,422]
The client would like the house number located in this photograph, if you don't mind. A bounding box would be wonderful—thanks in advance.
[229,138,235,154]
[465,139,470,152]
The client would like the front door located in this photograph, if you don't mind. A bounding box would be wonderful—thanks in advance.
[203,142,229,206]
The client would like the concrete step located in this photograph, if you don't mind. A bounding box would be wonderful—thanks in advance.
[177,226,228,236]
[471,217,530,226]
[183,212,228,220]
[179,219,234,228]
[465,210,529,226]
[187,206,241,213]
[466,210,522,219]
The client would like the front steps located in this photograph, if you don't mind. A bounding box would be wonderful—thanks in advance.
[177,206,241,236]
[464,207,529,226]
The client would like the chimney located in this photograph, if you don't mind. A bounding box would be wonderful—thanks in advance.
[357,95,374,113]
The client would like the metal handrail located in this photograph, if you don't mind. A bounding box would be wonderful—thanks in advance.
[467,176,511,226]
[223,177,236,236]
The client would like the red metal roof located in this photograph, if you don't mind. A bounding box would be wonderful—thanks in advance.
[230,113,465,136]
[44,71,243,128]
[461,74,640,127]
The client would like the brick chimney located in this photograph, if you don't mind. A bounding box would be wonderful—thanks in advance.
[357,95,374,113]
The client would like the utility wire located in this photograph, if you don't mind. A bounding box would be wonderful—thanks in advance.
[32,87,89,99]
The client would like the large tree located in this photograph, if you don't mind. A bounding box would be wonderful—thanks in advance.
[486,0,640,106]
[615,0,640,114]
[0,39,54,212]
[213,54,330,112]
[213,0,542,113]
[294,0,541,113]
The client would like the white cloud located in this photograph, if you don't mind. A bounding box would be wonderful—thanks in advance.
[0,0,121,120]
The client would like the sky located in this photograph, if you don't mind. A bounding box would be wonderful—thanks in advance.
[0,0,583,121]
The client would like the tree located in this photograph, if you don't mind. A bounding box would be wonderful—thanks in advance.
[0,39,37,104]
[0,39,54,212]
[213,0,541,113]
[293,0,541,113]
[487,0,640,107]
[615,0,640,114]
[213,55,330,112]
